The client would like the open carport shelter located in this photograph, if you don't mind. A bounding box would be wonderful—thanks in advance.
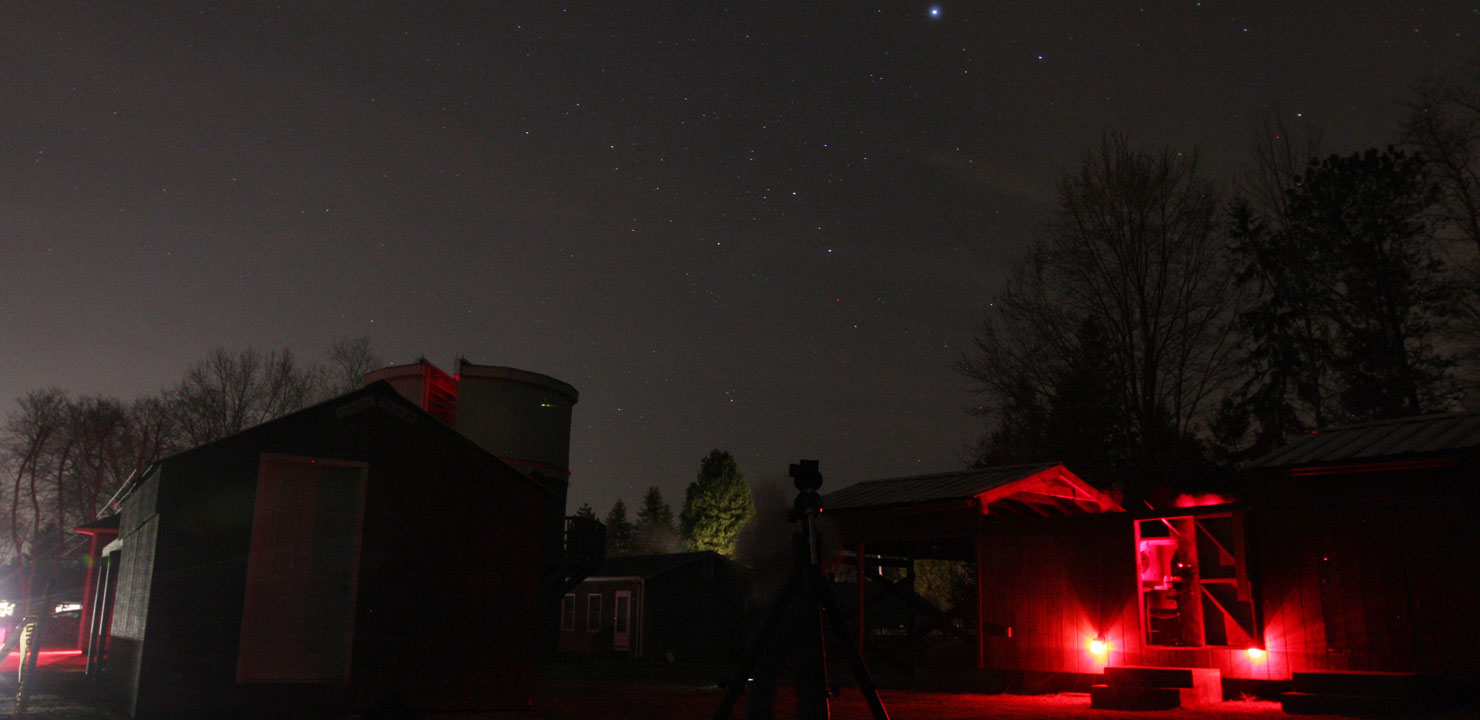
[100,382,560,718]
[819,462,1123,685]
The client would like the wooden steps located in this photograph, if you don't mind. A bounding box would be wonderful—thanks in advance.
[1280,671,1429,716]
[1091,666,1222,710]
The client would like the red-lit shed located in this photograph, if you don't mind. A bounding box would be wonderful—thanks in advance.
[102,382,559,719]
[821,413,1480,699]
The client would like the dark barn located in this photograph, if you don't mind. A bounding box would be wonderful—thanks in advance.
[558,551,751,661]
[822,413,1480,709]
[102,382,559,718]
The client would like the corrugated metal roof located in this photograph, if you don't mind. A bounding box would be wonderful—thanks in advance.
[1250,411,1480,468]
[820,462,1063,510]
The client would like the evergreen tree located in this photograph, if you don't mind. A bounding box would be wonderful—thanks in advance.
[574,502,596,520]
[679,450,755,556]
[632,486,679,555]
[604,498,636,556]
[1230,147,1458,442]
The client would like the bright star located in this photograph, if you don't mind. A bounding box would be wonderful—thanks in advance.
[929,7,941,19]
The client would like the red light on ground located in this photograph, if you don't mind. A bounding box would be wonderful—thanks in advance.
[1246,647,1266,661]
[1088,637,1108,656]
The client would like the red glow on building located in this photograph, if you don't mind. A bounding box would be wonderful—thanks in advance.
[1246,647,1266,662]
[1171,493,1233,508]
[1088,637,1109,656]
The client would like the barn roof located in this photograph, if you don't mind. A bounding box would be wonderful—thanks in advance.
[821,462,1120,515]
[588,551,735,580]
[1249,411,1480,469]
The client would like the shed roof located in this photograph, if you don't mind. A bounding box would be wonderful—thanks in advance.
[1249,411,1480,469]
[821,462,1119,516]
[588,551,735,580]
[115,381,556,508]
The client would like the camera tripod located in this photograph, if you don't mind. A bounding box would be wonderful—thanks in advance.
[714,460,889,720]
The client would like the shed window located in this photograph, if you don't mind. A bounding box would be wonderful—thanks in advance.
[586,593,603,632]
[1135,512,1256,648]
[561,594,576,631]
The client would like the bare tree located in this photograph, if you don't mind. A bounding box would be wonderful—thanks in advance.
[170,347,321,446]
[960,136,1239,497]
[4,390,66,561]
[1405,60,1480,404]
[1237,109,1326,227]
[0,390,184,561]
[324,336,382,395]
[1406,60,1480,255]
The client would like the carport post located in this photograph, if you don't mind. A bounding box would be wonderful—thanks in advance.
[975,513,986,670]
[856,543,866,651]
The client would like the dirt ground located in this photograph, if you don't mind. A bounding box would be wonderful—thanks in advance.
[477,660,1465,720]
[0,660,1470,720]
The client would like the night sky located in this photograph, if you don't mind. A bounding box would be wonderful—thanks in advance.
[3,2,1477,515]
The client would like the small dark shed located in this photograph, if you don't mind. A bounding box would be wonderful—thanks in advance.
[558,551,751,661]
[104,382,559,718]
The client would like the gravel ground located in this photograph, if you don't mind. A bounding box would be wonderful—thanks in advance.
[0,661,1471,720]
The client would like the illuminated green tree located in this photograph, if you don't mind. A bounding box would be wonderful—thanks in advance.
[679,450,754,557]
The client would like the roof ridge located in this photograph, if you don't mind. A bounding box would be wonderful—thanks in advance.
[849,461,1061,485]
[1318,409,1480,432]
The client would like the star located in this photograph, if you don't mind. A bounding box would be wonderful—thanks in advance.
[928,7,942,20]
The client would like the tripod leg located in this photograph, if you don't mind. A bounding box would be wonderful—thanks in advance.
[817,571,891,720]
[799,568,830,720]
[714,572,801,720]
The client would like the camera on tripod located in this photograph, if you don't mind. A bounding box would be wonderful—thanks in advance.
[788,459,823,522]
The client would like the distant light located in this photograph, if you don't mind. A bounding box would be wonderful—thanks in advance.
[1246,647,1266,661]
[1088,637,1108,656]
[928,7,941,19]
[540,402,555,408]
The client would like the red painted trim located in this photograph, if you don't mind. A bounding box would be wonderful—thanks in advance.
[1289,457,1458,477]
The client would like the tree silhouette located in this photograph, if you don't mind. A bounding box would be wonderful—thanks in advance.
[632,486,679,555]
[604,498,636,556]
[1231,147,1457,435]
[960,136,1237,500]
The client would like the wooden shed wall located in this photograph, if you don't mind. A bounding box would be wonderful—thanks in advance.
[973,494,1480,686]
[644,560,751,661]
[1251,497,1480,681]
[976,514,1133,686]
[113,401,555,718]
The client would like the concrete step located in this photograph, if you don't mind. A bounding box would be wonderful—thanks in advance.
[1290,670,1425,698]
[1091,684,1183,711]
[1280,691,1408,716]
[1103,665,1222,705]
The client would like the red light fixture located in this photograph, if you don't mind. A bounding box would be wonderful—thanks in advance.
[1088,636,1108,656]
[1246,647,1266,661]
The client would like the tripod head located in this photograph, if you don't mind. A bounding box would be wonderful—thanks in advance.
[789,459,822,492]
[788,459,823,523]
